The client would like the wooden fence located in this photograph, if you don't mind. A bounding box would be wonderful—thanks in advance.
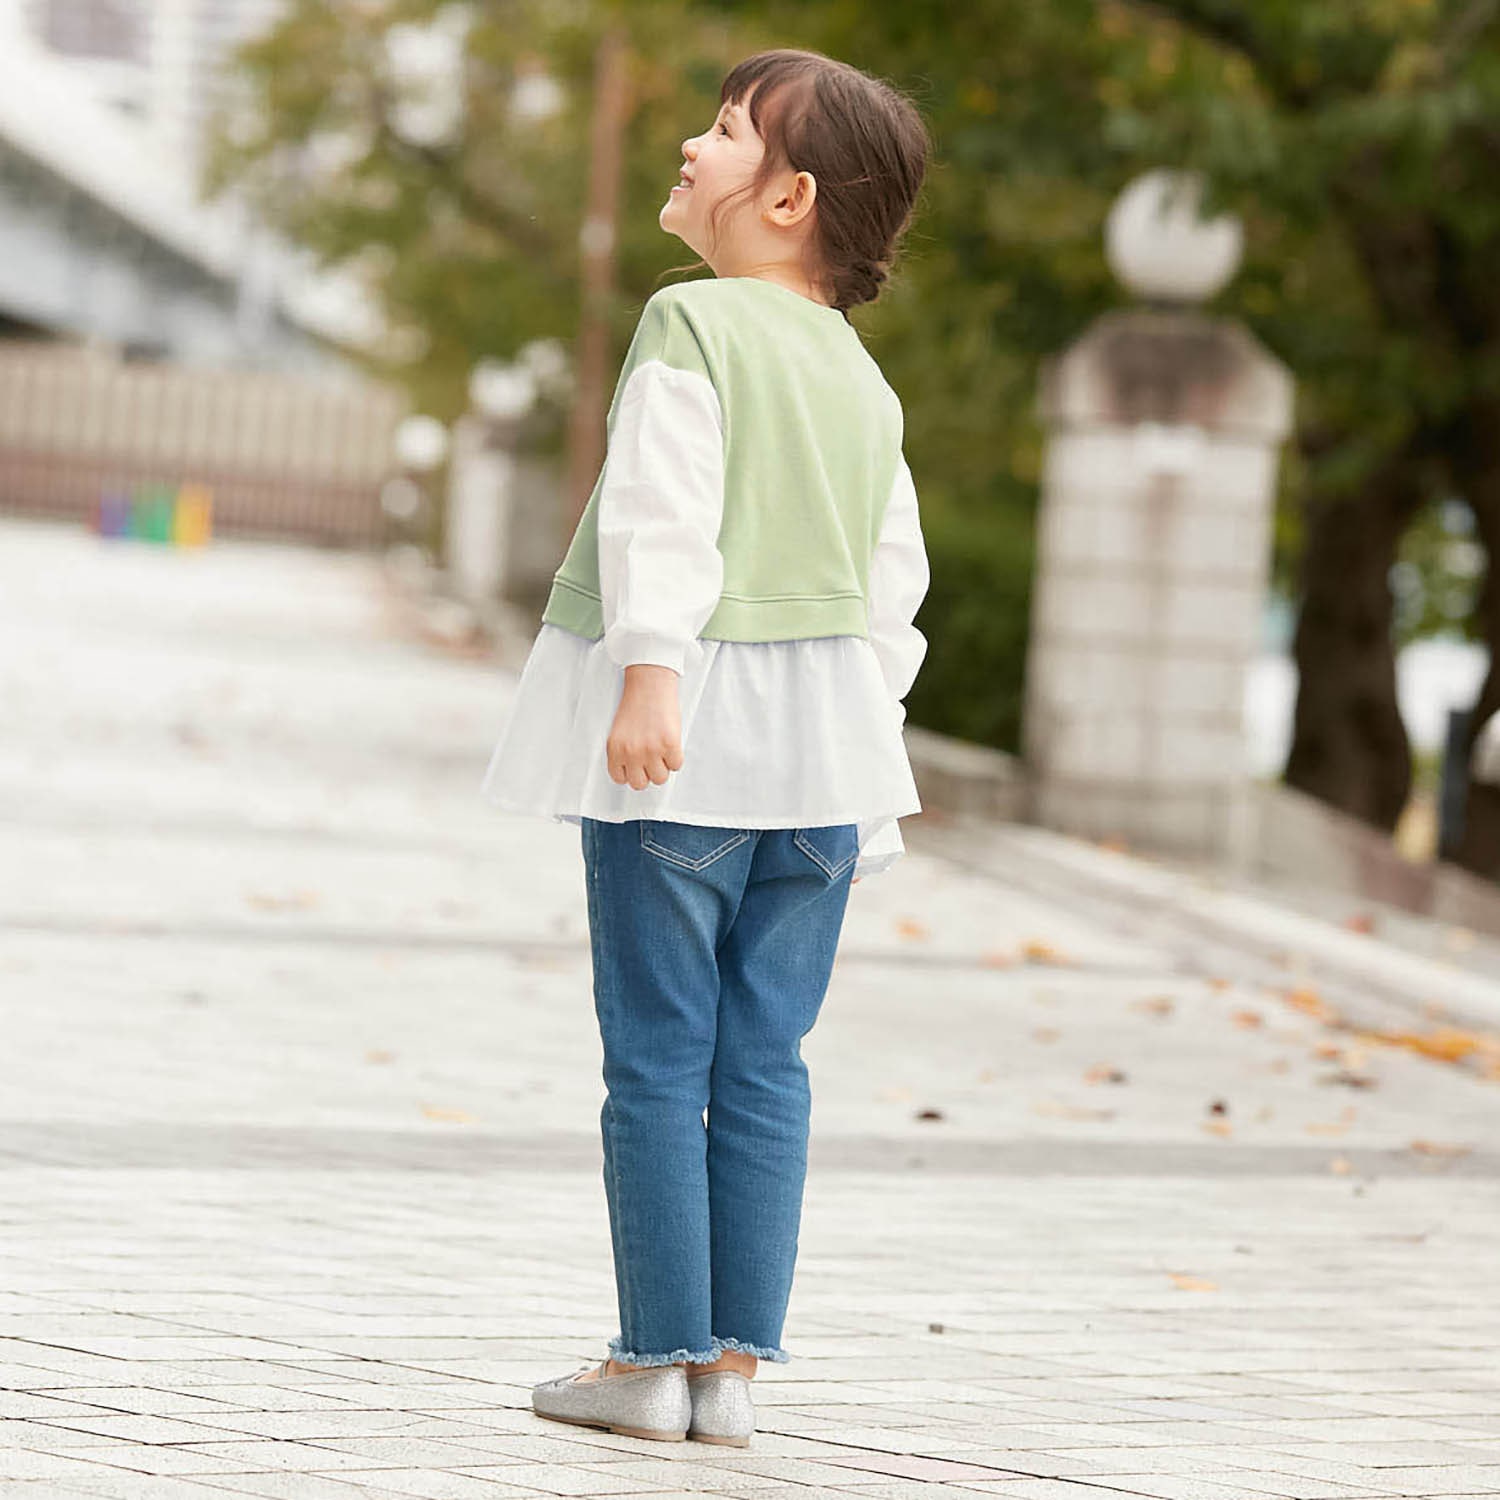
[0,343,409,548]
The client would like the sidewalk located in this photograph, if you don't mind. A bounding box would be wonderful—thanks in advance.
[2,516,1498,1500]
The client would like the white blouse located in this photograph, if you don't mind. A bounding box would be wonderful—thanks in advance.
[479,353,931,880]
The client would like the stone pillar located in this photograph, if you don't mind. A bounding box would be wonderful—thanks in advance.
[444,350,569,617]
[1023,171,1294,861]
[444,414,512,605]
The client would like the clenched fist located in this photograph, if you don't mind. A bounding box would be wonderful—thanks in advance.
[606,664,685,790]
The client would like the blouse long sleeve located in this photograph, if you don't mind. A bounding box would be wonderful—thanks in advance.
[597,359,726,677]
[865,451,931,726]
[852,453,931,883]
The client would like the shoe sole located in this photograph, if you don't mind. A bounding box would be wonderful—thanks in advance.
[688,1428,751,1446]
[534,1408,687,1441]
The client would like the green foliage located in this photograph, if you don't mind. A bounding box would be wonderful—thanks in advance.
[906,502,1036,753]
[1392,497,1486,645]
[205,0,655,418]
[210,0,1500,758]
[780,0,1500,748]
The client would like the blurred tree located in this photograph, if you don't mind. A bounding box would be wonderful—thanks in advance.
[1098,0,1500,874]
[211,0,1500,874]
[756,0,1500,871]
[204,0,741,422]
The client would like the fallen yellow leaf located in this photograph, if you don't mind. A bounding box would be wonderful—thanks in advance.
[1132,995,1176,1017]
[1408,1138,1472,1157]
[1022,939,1069,964]
[246,890,321,912]
[1285,986,1338,1022]
[1362,1025,1500,1064]
[1033,1099,1115,1120]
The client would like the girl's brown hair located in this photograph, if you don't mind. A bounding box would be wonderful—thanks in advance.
[666,48,931,319]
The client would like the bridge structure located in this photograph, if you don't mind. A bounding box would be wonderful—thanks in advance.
[0,8,378,371]
[0,9,412,547]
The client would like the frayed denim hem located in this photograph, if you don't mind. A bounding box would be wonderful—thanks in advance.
[606,1333,792,1365]
[714,1335,791,1364]
[608,1335,720,1367]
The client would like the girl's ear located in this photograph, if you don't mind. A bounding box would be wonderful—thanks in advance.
[767,169,817,227]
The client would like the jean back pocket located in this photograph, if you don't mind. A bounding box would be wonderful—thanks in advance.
[791,824,859,880]
[639,820,752,872]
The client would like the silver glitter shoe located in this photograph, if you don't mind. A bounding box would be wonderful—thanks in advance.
[686,1369,755,1446]
[532,1359,690,1442]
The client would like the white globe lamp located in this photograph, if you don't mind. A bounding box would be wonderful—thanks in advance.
[1105,169,1243,303]
[395,414,449,472]
[469,360,538,423]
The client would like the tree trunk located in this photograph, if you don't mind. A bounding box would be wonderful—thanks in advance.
[1452,424,1500,876]
[1284,468,1420,830]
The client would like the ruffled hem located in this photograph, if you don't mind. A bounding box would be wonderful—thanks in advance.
[479,803,913,881]
[479,796,919,832]
[479,625,921,835]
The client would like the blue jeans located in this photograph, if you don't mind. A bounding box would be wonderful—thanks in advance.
[580,817,859,1367]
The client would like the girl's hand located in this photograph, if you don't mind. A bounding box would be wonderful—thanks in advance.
[607,664,685,790]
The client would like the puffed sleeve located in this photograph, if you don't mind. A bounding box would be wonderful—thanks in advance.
[865,451,930,725]
[597,293,726,676]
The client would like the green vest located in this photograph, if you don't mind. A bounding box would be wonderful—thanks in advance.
[541,276,904,643]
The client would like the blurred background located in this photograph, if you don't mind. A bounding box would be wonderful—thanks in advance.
[4,0,1500,896]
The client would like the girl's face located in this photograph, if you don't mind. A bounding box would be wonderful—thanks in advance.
[659,93,764,258]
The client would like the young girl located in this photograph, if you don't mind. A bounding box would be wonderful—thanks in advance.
[480,47,932,1446]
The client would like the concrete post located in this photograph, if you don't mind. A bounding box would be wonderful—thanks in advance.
[444,414,512,606]
[444,357,567,618]
[1023,174,1294,861]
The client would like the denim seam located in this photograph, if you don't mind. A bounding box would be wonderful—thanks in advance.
[604,1097,636,1356]
[597,835,636,1355]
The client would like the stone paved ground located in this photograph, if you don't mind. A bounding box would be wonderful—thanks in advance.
[2,515,1498,1500]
